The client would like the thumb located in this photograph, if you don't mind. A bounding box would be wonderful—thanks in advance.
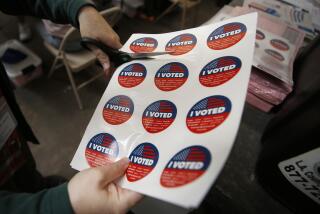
[96,158,129,186]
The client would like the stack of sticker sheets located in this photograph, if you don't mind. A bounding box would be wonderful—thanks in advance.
[71,13,257,208]
[206,6,305,112]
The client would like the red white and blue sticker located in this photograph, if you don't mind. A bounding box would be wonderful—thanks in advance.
[85,133,119,167]
[155,62,189,91]
[256,30,265,40]
[165,33,197,55]
[130,37,158,53]
[265,49,285,61]
[126,143,159,182]
[186,95,232,134]
[142,100,177,133]
[160,146,211,188]
[199,56,242,87]
[207,22,247,50]
[270,39,289,51]
[118,63,147,88]
[103,95,134,125]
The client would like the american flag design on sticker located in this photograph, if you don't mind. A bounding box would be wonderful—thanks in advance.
[199,56,242,87]
[118,63,147,88]
[207,22,247,50]
[155,62,189,91]
[165,33,197,55]
[270,39,289,51]
[142,100,177,133]
[85,133,119,167]
[126,143,159,182]
[103,95,134,125]
[160,146,211,188]
[186,95,232,134]
[130,37,158,53]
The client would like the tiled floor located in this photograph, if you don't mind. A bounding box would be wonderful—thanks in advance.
[0,0,292,213]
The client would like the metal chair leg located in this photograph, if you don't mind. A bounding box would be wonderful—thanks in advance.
[62,57,83,110]
[48,56,60,78]
[155,2,179,22]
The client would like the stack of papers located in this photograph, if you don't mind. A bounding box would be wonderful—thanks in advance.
[279,0,320,33]
[204,5,305,112]
[244,0,316,39]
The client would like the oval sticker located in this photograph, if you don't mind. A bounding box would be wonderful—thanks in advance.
[270,39,289,51]
[118,63,147,88]
[126,143,159,182]
[85,133,119,167]
[186,95,232,134]
[160,146,211,188]
[130,37,158,53]
[256,30,265,40]
[165,33,197,55]
[199,56,242,87]
[142,100,177,133]
[265,49,285,61]
[103,95,134,125]
[155,62,189,91]
[207,22,247,50]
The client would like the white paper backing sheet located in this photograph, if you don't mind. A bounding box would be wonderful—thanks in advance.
[71,13,257,208]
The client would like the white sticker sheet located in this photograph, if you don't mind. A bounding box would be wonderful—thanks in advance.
[71,13,257,208]
[278,148,320,205]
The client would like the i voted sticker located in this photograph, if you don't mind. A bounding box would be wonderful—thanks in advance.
[142,100,177,133]
[165,33,197,55]
[126,143,159,182]
[160,146,211,188]
[118,63,147,88]
[130,37,158,53]
[155,62,189,91]
[270,39,289,51]
[103,95,134,125]
[85,133,119,167]
[265,49,285,61]
[256,30,265,40]
[207,22,247,50]
[199,56,242,87]
[186,95,232,134]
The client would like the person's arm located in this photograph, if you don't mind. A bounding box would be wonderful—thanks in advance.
[0,0,122,74]
[0,0,93,28]
[0,159,142,214]
[0,183,73,214]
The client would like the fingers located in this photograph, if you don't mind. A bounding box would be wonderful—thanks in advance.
[89,46,111,75]
[96,158,129,186]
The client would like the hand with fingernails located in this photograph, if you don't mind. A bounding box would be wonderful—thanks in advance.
[68,158,142,214]
[78,6,122,76]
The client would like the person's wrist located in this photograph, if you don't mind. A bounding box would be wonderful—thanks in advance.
[67,180,82,214]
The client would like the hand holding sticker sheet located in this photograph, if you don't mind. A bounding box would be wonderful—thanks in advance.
[71,13,258,208]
